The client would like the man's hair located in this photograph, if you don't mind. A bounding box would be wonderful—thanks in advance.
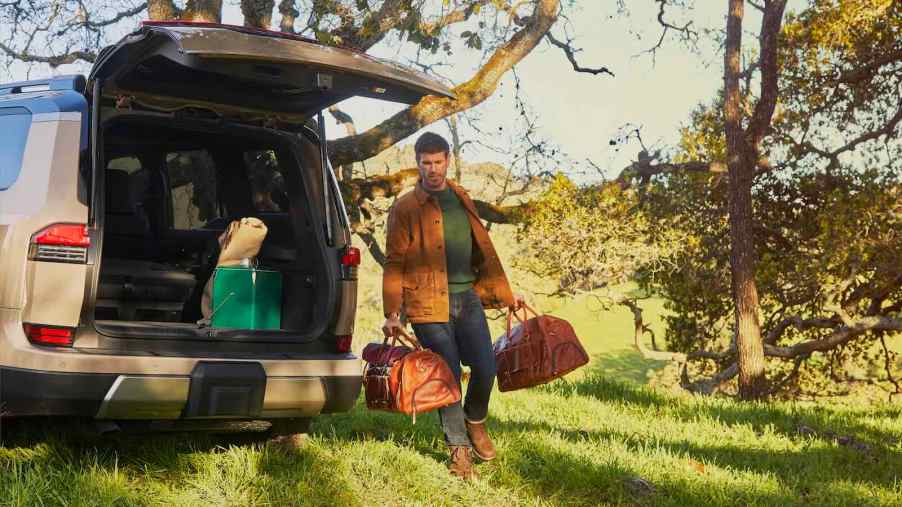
[414,132,450,160]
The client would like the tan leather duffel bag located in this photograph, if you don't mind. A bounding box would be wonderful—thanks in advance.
[494,304,589,392]
[362,329,461,423]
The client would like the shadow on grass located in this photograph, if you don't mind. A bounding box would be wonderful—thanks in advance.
[590,350,663,384]
[543,362,902,450]
[492,434,867,507]
[0,418,359,506]
[489,413,902,503]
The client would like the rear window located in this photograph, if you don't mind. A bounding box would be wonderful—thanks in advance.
[167,150,220,229]
[165,148,293,231]
[0,107,32,190]
[246,150,289,213]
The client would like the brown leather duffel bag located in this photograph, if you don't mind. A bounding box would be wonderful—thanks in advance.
[362,329,461,423]
[494,304,589,392]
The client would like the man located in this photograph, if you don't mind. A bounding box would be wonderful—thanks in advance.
[382,132,523,480]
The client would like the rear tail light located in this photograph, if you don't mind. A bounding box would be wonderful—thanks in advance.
[340,246,361,280]
[336,334,353,353]
[341,246,361,266]
[29,223,89,263]
[23,323,75,347]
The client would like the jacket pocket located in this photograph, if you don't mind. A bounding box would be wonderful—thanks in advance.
[402,272,434,317]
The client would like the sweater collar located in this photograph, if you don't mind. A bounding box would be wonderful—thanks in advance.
[414,179,459,205]
[414,179,479,218]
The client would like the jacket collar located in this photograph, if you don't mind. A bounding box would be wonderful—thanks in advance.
[414,178,465,203]
[413,180,431,205]
[414,179,480,218]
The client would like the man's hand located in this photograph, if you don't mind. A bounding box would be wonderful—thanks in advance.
[382,313,404,338]
[513,293,527,309]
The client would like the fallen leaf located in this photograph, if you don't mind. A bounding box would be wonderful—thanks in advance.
[688,458,706,475]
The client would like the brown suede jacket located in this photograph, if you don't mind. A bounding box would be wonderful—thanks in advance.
[382,180,515,323]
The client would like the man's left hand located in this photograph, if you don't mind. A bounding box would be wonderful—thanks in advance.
[513,293,526,309]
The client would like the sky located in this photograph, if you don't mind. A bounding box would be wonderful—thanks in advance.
[5,1,799,181]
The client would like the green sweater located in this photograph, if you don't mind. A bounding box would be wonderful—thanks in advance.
[430,186,476,293]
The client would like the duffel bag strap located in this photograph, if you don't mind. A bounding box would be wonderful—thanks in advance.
[506,303,541,340]
[394,328,423,350]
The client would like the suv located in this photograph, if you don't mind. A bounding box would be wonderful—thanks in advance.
[0,22,452,430]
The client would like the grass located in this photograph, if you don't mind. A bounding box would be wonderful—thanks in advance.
[3,366,902,506]
[3,299,902,506]
[4,169,901,505]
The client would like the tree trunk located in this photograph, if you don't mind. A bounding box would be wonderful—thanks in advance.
[242,0,275,29]
[278,0,299,33]
[448,115,463,182]
[182,0,223,23]
[148,0,180,20]
[724,0,767,399]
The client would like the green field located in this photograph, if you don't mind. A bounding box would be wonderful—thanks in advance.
[3,292,901,506]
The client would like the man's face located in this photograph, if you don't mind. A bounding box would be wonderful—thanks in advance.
[417,150,449,191]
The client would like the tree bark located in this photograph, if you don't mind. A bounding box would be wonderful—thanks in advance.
[242,0,275,29]
[148,0,180,20]
[448,115,463,182]
[278,0,298,33]
[725,0,767,400]
[182,0,223,23]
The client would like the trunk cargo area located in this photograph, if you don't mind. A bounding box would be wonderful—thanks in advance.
[91,115,339,352]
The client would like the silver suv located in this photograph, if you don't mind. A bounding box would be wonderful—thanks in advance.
[0,22,451,430]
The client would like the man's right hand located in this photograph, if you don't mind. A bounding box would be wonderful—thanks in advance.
[382,313,404,338]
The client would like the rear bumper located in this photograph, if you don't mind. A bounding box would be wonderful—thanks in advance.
[0,365,361,419]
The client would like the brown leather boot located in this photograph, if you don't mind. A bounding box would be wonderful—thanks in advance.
[448,446,477,480]
[466,420,497,461]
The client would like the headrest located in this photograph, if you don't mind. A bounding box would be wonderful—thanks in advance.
[106,169,134,214]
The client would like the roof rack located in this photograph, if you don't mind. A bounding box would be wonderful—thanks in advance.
[0,75,87,95]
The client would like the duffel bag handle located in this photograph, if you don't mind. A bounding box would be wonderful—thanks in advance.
[372,327,422,365]
[393,327,423,350]
[506,303,540,340]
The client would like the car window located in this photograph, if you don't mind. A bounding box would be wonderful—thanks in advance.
[0,107,32,191]
[245,150,289,213]
[106,156,142,174]
[166,149,219,230]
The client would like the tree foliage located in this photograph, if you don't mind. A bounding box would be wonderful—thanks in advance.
[514,175,684,297]
[519,0,902,398]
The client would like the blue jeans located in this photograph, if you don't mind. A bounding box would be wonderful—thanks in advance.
[412,289,496,448]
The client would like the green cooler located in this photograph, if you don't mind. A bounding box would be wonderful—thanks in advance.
[210,266,282,330]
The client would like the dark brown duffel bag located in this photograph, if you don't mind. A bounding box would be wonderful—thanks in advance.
[362,329,461,423]
[493,304,589,392]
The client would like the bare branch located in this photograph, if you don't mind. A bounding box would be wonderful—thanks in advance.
[644,0,698,60]
[472,199,529,224]
[0,40,96,66]
[355,230,387,266]
[764,316,902,358]
[619,296,688,362]
[746,0,789,145]
[615,156,727,189]
[545,32,614,76]
[682,362,739,395]
[419,0,491,35]
[880,335,901,400]
[328,0,561,167]
[78,3,148,30]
